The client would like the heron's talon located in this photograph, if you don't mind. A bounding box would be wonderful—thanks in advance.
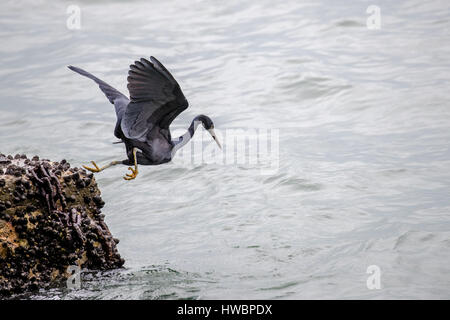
[83,161,101,173]
[123,167,138,180]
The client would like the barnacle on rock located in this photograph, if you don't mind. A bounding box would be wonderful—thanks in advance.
[0,154,124,296]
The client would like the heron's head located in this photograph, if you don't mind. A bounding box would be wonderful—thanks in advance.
[195,114,222,149]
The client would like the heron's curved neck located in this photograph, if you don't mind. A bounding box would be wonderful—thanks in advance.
[171,118,202,155]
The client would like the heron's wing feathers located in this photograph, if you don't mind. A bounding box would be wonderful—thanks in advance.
[121,57,188,141]
[120,101,161,141]
[67,65,129,117]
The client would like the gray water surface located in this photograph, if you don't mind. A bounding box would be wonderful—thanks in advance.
[1,0,450,299]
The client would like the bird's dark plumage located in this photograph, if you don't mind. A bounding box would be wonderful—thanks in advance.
[122,57,188,141]
[68,56,220,180]
[67,65,129,118]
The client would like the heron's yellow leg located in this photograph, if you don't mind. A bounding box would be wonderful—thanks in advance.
[123,148,139,180]
[83,160,121,173]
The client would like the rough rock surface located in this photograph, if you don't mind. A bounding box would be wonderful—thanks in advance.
[0,153,124,296]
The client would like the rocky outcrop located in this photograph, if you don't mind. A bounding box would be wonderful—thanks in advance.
[0,154,124,296]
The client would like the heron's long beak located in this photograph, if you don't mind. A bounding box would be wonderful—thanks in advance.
[208,128,222,149]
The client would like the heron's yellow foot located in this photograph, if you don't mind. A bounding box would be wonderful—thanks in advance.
[83,161,101,173]
[123,167,138,180]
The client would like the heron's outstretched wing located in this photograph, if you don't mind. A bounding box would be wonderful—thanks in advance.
[67,65,129,118]
[121,57,188,141]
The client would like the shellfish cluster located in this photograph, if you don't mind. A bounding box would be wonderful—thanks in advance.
[0,154,124,296]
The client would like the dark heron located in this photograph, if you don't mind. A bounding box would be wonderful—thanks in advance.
[68,56,221,180]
